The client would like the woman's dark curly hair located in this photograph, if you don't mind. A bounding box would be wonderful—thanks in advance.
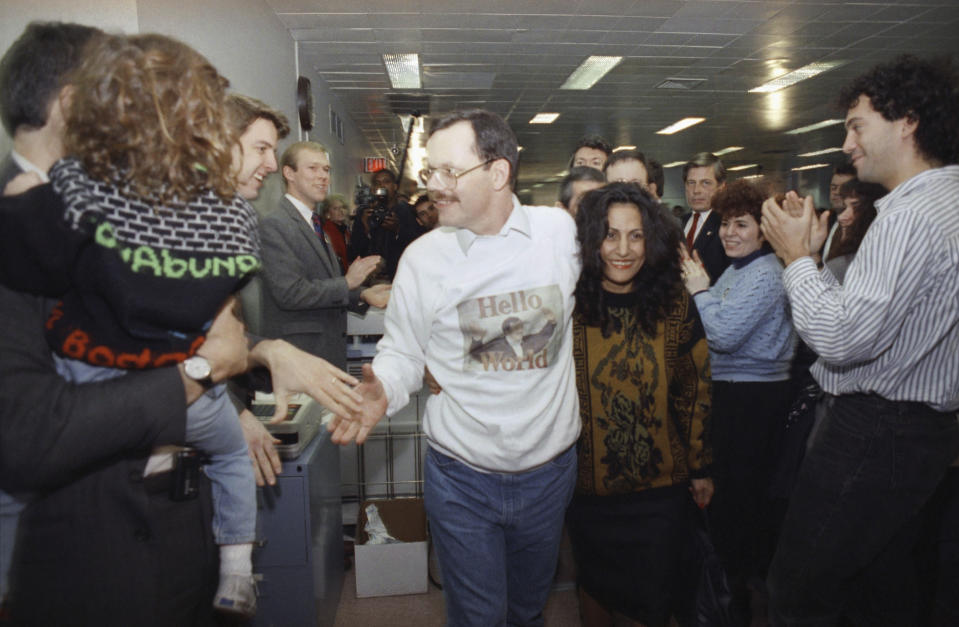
[832,179,886,258]
[711,178,765,223]
[64,33,237,203]
[837,54,959,165]
[575,182,683,337]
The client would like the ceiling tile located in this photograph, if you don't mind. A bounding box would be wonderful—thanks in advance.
[275,0,959,185]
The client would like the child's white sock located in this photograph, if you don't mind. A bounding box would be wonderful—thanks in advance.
[219,542,253,575]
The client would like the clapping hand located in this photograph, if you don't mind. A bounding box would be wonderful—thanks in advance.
[680,246,711,295]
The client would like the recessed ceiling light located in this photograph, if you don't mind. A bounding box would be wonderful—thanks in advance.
[791,163,831,171]
[749,60,844,93]
[518,146,524,152]
[662,161,686,168]
[656,117,706,135]
[728,164,758,171]
[797,147,844,157]
[383,53,421,89]
[713,146,744,156]
[785,119,845,135]
[529,113,560,124]
[561,56,623,90]
[612,145,637,152]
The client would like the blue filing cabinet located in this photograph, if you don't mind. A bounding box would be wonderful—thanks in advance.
[253,430,343,626]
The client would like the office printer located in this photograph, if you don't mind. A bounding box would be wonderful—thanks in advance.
[250,392,330,460]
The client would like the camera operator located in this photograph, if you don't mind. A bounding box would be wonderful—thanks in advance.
[348,168,419,280]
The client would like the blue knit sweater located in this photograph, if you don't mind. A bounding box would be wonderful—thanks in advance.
[693,249,796,382]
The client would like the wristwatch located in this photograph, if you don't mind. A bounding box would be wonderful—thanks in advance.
[182,355,214,388]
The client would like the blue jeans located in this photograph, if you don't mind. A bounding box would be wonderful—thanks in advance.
[424,445,576,627]
[767,394,959,627]
[53,357,256,545]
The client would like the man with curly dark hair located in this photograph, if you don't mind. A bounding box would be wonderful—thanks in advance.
[761,54,959,626]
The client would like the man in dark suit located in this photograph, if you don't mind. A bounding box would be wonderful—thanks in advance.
[0,284,251,625]
[0,21,105,610]
[682,152,730,284]
[259,141,389,369]
[348,168,419,281]
[0,22,101,193]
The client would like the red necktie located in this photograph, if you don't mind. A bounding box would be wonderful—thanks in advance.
[686,212,700,249]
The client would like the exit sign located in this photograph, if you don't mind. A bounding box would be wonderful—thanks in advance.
[364,157,387,173]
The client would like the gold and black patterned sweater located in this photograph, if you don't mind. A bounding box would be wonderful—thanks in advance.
[573,288,712,496]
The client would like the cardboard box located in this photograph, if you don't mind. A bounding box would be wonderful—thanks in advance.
[354,498,429,598]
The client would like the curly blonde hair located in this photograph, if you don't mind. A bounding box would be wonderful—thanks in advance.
[63,33,237,202]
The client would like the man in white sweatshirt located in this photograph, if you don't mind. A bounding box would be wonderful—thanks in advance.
[330,109,581,626]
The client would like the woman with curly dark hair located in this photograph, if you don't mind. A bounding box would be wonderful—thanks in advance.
[824,178,886,283]
[569,182,713,627]
[681,178,796,623]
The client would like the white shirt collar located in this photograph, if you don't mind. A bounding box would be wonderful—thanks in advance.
[875,165,959,214]
[11,150,49,183]
[454,195,532,254]
[285,193,316,225]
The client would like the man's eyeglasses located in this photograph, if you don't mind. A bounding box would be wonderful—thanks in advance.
[419,158,496,188]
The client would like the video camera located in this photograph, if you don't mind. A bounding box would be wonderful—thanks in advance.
[368,187,391,229]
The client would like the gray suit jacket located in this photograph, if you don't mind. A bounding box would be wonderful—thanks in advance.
[258,195,365,368]
[0,152,24,190]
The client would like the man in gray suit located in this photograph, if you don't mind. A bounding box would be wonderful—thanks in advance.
[259,141,389,369]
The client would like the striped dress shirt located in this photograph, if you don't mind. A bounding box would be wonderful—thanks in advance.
[783,165,959,412]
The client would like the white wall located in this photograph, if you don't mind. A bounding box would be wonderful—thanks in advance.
[298,65,378,210]
[0,0,375,214]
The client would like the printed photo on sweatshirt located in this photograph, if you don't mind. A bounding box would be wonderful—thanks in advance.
[458,284,563,373]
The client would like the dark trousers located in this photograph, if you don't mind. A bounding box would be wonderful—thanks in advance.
[10,472,218,627]
[917,466,959,626]
[767,394,959,627]
[709,379,792,587]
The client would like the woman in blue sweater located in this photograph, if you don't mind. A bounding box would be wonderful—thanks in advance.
[681,179,796,624]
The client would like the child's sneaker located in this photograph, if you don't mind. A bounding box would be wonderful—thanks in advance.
[213,573,257,617]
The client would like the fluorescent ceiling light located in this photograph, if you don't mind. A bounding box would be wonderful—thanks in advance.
[749,60,844,93]
[663,161,686,168]
[657,117,705,135]
[383,53,420,89]
[713,146,743,156]
[529,113,559,124]
[613,145,636,152]
[791,163,831,171]
[728,164,758,171]
[741,174,764,180]
[798,147,844,157]
[561,55,623,90]
[785,118,844,135]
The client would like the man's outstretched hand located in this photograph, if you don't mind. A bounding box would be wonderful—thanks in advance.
[327,363,388,445]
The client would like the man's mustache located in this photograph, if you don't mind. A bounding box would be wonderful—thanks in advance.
[428,190,458,204]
